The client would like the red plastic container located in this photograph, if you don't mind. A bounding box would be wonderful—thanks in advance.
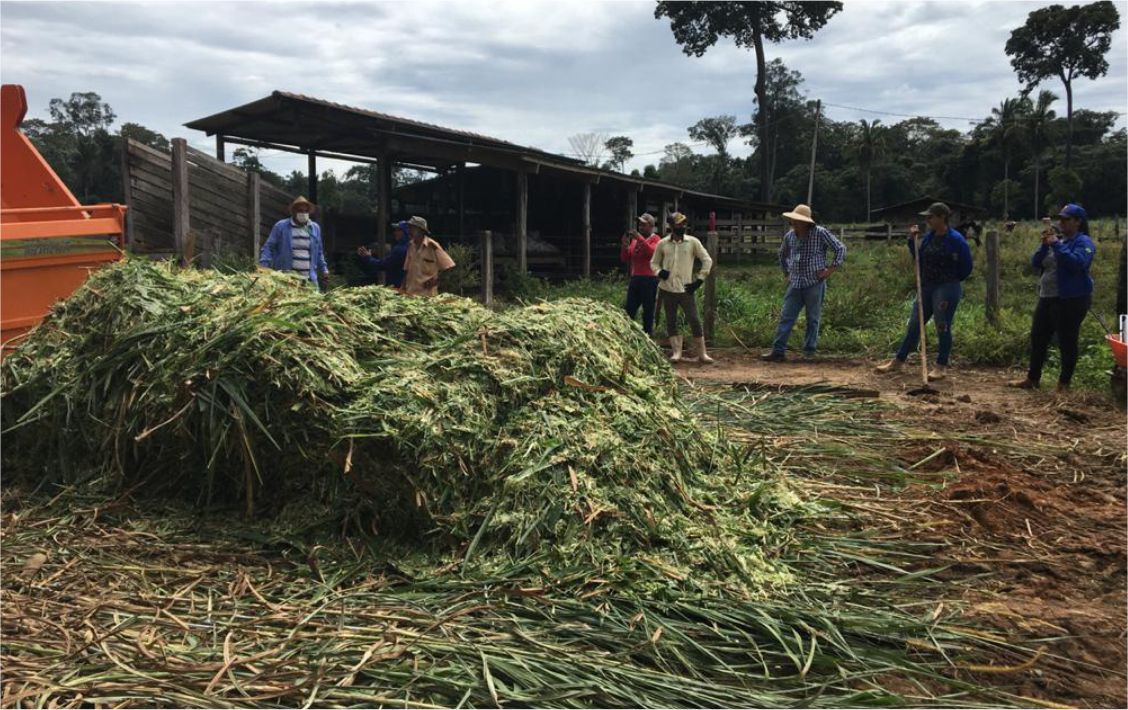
[1107,334,1127,369]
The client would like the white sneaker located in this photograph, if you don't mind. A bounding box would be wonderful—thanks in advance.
[874,358,903,374]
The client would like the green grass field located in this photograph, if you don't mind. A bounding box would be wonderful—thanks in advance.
[524,221,1125,392]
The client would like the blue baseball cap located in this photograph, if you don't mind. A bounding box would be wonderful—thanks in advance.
[1058,203,1087,220]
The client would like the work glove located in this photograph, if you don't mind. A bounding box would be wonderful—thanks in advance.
[657,269,670,281]
[684,278,703,294]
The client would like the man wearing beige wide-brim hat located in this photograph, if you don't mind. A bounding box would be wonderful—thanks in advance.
[402,216,456,296]
[761,204,846,362]
[259,196,330,287]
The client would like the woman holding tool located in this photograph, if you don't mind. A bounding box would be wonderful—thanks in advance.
[875,202,973,381]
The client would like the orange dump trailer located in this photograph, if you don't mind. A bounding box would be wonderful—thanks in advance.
[1,83,126,350]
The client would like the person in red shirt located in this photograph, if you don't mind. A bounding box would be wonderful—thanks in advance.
[620,213,662,334]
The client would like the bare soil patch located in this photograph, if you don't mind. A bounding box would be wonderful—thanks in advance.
[677,349,1127,708]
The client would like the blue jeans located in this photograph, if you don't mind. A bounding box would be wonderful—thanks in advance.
[625,276,659,335]
[771,281,826,355]
[895,281,962,365]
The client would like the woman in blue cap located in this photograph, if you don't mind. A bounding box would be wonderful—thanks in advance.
[1009,203,1097,392]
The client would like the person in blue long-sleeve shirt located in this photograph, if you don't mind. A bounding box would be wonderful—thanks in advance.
[875,202,973,381]
[1010,203,1097,392]
[259,196,330,287]
[355,220,409,288]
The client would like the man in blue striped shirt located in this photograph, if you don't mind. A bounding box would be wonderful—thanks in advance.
[761,204,846,361]
[259,196,330,287]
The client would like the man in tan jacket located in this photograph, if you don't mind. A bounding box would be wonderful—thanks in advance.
[650,212,713,363]
[401,216,456,296]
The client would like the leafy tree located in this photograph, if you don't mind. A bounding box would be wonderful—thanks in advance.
[604,136,634,172]
[885,117,966,198]
[25,91,119,201]
[688,115,740,158]
[119,122,169,152]
[847,119,887,220]
[655,0,843,201]
[1057,108,1119,146]
[1072,129,1127,215]
[22,118,78,190]
[1043,166,1083,215]
[231,147,284,186]
[658,142,696,187]
[688,115,739,193]
[1026,90,1058,218]
[990,179,1024,218]
[283,170,307,196]
[48,91,115,137]
[747,59,807,199]
[1005,1,1121,168]
[982,97,1029,218]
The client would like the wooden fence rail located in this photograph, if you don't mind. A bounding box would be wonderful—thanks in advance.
[123,137,292,264]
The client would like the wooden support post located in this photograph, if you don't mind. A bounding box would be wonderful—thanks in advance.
[120,139,134,249]
[248,171,261,260]
[376,156,392,285]
[661,200,671,236]
[457,162,466,239]
[733,211,742,266]
[704,231,719,342]
[582,182,592,279]
[480,230,494,306]
[171,138,191,265]
[886,222,892,241]
[516,171,528,273]
[307,151,318,204]
[986,229,1001,325]
[216,135,226,162]
[627,188,638,230]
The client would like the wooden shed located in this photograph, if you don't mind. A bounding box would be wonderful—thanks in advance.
[184,91,779,277]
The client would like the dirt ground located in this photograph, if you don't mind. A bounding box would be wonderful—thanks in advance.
[676,349,1128,708]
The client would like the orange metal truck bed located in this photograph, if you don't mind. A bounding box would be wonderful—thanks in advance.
[1,83,126,350]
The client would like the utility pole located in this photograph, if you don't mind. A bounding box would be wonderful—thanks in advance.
[806,99,821,206]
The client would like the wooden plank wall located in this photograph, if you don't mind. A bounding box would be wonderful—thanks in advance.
[259,182,291,245]
[123,138,296,265]
[123,140,175,254]
[183,145,251,263]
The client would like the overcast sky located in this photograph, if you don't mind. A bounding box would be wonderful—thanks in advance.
[2,0,1126,177]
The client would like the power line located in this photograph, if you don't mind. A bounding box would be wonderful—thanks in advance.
[822,100,1126,124]
[821,101,987,123]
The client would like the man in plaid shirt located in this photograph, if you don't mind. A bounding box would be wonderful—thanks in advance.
[761,204,846,361]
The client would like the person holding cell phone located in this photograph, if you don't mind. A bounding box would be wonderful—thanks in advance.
[620,213,662,335]
[1009,204,1097,392]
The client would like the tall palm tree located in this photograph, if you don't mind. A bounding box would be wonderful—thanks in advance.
[984,98,1028,219]
[850,119,886,221]
[1027,90,1058,218]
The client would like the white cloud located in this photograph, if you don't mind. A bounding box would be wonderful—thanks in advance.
[1,0,1124,177]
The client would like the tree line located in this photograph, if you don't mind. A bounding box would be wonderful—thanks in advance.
[582,60,1124,222]
[20,2,1123,223]
[596,0,1125,220]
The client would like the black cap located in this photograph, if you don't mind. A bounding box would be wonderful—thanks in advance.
[919,202,951,219]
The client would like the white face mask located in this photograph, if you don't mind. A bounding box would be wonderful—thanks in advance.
[294,212,310,225]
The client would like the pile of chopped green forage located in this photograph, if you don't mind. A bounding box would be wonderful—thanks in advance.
[2,259,798,594]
